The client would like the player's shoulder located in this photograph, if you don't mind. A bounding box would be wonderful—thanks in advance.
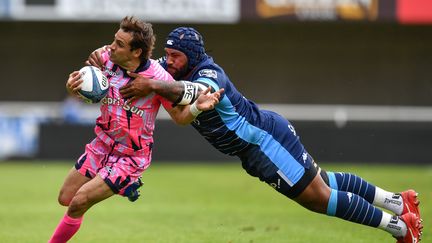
[197,68,219,80]
[194,58,225,80]
[139,59,174,81]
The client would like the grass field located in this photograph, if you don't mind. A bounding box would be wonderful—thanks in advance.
[0,161,430,243]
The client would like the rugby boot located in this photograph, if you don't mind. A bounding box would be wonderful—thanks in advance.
[400,190,421,218]
[395,213,423,243]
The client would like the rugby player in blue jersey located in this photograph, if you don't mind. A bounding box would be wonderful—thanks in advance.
[89,27,423,243]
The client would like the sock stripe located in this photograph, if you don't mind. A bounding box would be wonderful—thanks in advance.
[346,174,351,191]
[340,173,346,189]
[352,175,358,192]
[342,194,355,219]
[333,172,376,203]
[354,199,365,222]
[357,177,363,196]
[347,195,361,221]
[361,204,371,224]
[327,172,338,190]
[333,191,382,228]
[327,189,338,216]
[367,207,376,226]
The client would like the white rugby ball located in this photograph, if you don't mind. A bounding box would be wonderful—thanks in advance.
[78,66,109,103]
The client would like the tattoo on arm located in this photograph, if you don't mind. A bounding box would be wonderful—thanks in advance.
[152,80,185,102]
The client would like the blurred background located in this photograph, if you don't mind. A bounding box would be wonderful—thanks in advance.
[0,0,431,164]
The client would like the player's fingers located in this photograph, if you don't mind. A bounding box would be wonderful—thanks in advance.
[121,89,133,99]
[70,80,83,90]
[69,71,79,78]
[119,85,131,94]
[97,52,104,67]
[71,80,82,91]
[202,86,211,95]
[72,85,82,92]
[129,95,137,102]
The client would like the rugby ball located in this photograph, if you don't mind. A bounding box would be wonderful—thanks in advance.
[78,66,109,103]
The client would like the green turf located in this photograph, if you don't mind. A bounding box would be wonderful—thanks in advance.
[0,161,430,243]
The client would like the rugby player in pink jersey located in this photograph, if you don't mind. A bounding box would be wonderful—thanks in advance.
[48,16,223,243]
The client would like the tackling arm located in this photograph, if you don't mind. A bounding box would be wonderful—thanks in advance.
[121,71,207,106]
[165,86,223,125]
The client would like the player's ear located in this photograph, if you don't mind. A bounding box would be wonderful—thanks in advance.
[133,48,143,58]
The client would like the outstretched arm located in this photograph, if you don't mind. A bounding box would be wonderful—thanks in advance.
[166,87,224,125]
[120,71,206,106]
[120,73,185,103]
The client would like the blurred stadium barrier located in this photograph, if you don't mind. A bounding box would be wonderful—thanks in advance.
[1,0,431,162]
[1,102,431,163]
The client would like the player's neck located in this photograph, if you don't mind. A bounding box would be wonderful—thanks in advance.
[119,59,140,72]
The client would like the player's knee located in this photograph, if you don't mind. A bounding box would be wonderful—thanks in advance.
[68,192,90,215]
[298,197,327,213]
[58,190,72,206]
[295,175,331,214]
[58,195,70,206]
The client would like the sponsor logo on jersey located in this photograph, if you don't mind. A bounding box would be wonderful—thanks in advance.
[103,68,119,78]
[198,69,217,79]
[101,97,146,117]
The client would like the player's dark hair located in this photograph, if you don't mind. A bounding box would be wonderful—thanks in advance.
[120,16,155,62]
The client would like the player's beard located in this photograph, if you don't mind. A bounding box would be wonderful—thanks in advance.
[168,64,189,80]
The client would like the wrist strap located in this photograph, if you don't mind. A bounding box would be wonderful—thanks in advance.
[189,102,202,117]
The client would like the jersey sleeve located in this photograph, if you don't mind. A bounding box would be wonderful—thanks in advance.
[193,69,224,99]
[156,56,168,70]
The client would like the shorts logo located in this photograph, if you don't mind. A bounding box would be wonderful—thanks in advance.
[198,69,217,79]
[288,124,296,136]
[302,152,308,163]
[269,179,280,189]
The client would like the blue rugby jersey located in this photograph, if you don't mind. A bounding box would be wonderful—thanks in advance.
[161,56,311,184]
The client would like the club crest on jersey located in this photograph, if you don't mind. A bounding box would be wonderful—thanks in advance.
[198,69,217,79]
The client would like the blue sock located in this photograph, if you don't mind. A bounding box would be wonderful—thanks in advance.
[327,172,376,204]
[327,189,382,227]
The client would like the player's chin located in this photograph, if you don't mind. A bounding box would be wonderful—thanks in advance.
[167,67,175,73]
[109,55,118,64]
[167,68,178,77]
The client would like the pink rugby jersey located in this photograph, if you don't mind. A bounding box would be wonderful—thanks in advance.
[94,51,173,155]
